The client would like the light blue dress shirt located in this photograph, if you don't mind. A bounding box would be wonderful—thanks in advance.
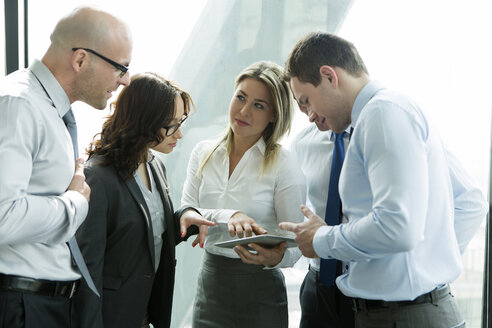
[313,81,488,301]
[0,60,88,280]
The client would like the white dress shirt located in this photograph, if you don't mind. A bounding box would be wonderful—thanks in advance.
[134,156,166,271]
[313,81,488,301]
[290,124,351,271]
[0,60,88,280]
[181,138,306,268]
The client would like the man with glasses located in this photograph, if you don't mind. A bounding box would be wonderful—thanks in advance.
[0,6,132,327]
[71,48,129,78]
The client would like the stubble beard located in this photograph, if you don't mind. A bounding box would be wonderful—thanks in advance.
[73,68,108,110]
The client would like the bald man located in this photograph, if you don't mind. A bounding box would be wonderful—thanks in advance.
[0,6,132,328]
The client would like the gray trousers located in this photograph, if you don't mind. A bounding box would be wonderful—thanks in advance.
[192,251,288,328]
[353,285,465,328]
[300,268,354,328]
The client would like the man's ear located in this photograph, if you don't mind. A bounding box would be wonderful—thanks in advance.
[319,65,338,86]
[71,49,88,73]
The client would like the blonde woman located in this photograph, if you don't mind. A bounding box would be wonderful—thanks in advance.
[181,61,306,328]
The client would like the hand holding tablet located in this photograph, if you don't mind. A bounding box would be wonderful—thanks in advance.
[214,234,297,250]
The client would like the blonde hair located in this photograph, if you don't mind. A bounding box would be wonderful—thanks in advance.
[198,61,294,176]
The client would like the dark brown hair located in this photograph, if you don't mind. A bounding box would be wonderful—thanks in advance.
[87,72,193,178]
[285,32,368,85]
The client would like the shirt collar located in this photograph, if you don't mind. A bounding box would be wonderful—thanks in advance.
[255,137,266,155]
[29,59,71,117]
[351,80,386,127]
[329,126,352,141]
[219,136,267,155]
[147,150,157,163]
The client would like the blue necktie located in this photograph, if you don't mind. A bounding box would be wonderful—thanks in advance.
[319,132,345,287]
[63,109,100,297]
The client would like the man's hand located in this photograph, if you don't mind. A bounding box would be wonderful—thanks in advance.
[233,242,287,267]
[67,158,90,202]
[180,210,216,247]
[228,212,267,238]
[278,205,326,258]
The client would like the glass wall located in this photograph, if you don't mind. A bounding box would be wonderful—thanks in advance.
[27,0,207,165]
[165,2,354,325]
[25,1,491,327]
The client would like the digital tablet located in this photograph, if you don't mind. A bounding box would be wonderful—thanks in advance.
[214,235,297,250]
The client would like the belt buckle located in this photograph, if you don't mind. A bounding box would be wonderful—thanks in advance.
[68,282,77,299]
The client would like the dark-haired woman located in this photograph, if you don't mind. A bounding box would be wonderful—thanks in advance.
[73,72,215,328]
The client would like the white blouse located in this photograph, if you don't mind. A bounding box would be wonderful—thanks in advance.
[181,137,306,268]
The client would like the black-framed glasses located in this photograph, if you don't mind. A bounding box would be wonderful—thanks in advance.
[72,47,129,78]
[163,115,188,136]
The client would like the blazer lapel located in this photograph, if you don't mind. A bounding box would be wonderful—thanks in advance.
[122,173,156,270]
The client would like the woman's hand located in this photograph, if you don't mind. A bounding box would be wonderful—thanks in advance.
[228,212,267,238]
[233,242,287,267]
[180,210,216,247]
[191,225,209,248]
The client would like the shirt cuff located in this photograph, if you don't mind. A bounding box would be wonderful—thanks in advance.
[313,225,335,259]
[177,206,201,218]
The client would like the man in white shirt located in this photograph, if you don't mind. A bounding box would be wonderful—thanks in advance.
[0,6,132,327]
[280,32,488,327]
[290,125,354,328]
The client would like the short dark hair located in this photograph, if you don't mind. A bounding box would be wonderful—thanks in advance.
[87,72,193,178]
[285,32,368,85]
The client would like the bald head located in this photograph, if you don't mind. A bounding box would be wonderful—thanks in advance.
[50,6,131,52]
[42,6,133,106]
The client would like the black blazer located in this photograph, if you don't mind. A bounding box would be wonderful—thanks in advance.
[73,154,197,328]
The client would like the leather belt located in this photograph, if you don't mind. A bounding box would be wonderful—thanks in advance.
[351,284,451,312]
[0,273,79,299]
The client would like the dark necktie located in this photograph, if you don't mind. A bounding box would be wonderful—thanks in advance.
[319,132,345,287]
[62,109,100,297]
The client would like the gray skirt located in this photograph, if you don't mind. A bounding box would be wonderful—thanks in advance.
[192,251,288,328]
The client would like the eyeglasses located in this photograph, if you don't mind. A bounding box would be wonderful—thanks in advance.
[72,47,129,78]
[163,115,188,136]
